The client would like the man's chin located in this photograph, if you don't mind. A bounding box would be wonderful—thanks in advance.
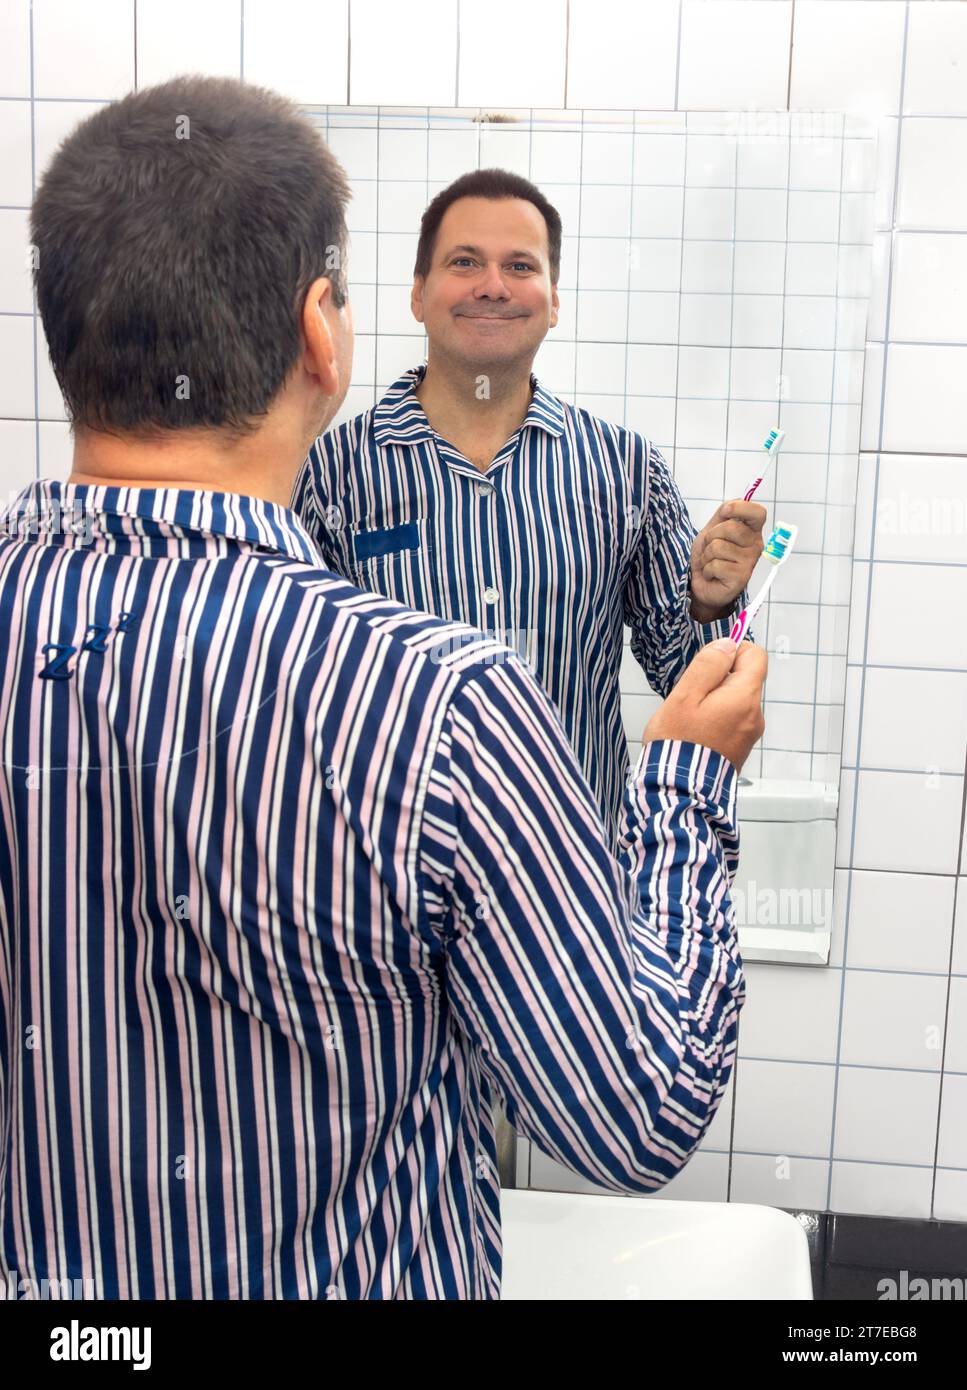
[437,331,540,372]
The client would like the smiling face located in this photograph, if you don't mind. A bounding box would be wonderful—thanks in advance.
[411,196,559,372]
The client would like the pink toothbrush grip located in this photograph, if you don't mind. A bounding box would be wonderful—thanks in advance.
[730,609,750,643]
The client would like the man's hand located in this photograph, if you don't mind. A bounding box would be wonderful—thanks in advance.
[642,637,767,772]
[689,500,767,620]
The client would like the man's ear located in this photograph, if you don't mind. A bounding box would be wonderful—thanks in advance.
[411,276,425,325]
[549,281,560,330]
[302,276,339,396]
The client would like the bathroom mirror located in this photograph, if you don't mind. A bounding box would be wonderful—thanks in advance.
[304,105,878,967]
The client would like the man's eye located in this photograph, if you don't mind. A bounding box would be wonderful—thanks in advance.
[511,263,534,272]
[451,257,475,267]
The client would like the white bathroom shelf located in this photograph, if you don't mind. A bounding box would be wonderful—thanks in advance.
[733,777,838,965]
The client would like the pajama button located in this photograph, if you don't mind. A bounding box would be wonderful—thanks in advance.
[477,482,495,497]
[483,586,499,604]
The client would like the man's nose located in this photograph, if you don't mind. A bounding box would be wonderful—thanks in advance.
[474,263,511,298]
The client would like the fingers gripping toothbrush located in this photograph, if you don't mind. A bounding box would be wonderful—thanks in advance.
[730,522,798,645]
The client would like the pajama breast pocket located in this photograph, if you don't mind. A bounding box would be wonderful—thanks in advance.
[349,519,436,609]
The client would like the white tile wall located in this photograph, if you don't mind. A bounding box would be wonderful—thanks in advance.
[890,234,967,343]
[2,0,965,1225]
[903,0,967,117]
[136,0,242,88]
[244,0,348,104]
[459,0,566,108]
[33,0,134,99]
[351,0,456,106]
[677,1,792,112]
[566,0,679,111]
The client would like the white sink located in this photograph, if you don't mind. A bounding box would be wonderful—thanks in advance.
[500,1189,814,1300]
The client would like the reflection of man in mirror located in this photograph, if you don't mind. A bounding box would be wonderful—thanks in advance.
[292,168,766,847]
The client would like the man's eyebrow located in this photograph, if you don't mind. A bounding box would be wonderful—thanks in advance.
[442,244,542,260]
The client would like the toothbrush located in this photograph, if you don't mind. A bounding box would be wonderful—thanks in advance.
[730,522,798,645]
[743,428,786,501]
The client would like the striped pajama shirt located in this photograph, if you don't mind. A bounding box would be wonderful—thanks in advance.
[0,475,744,1299]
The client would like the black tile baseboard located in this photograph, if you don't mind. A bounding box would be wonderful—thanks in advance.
[827,1212,967,1275]
[783,1209,967,1302]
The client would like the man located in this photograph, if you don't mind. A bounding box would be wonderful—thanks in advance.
[292,168,768,848]
[0,76,765,1301]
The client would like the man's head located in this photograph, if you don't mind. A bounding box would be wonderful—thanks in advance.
[31,75,353,472]
[411,169,561,374]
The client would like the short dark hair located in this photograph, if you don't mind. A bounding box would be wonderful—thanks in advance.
[31,75,351,439]
[413,168,562,285]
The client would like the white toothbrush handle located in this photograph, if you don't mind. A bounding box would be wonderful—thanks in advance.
[744,450,775,502]
[730,564,779,643]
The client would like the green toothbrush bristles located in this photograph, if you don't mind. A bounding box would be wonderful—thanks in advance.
[764,523,795,563]
[763,428,785,455]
